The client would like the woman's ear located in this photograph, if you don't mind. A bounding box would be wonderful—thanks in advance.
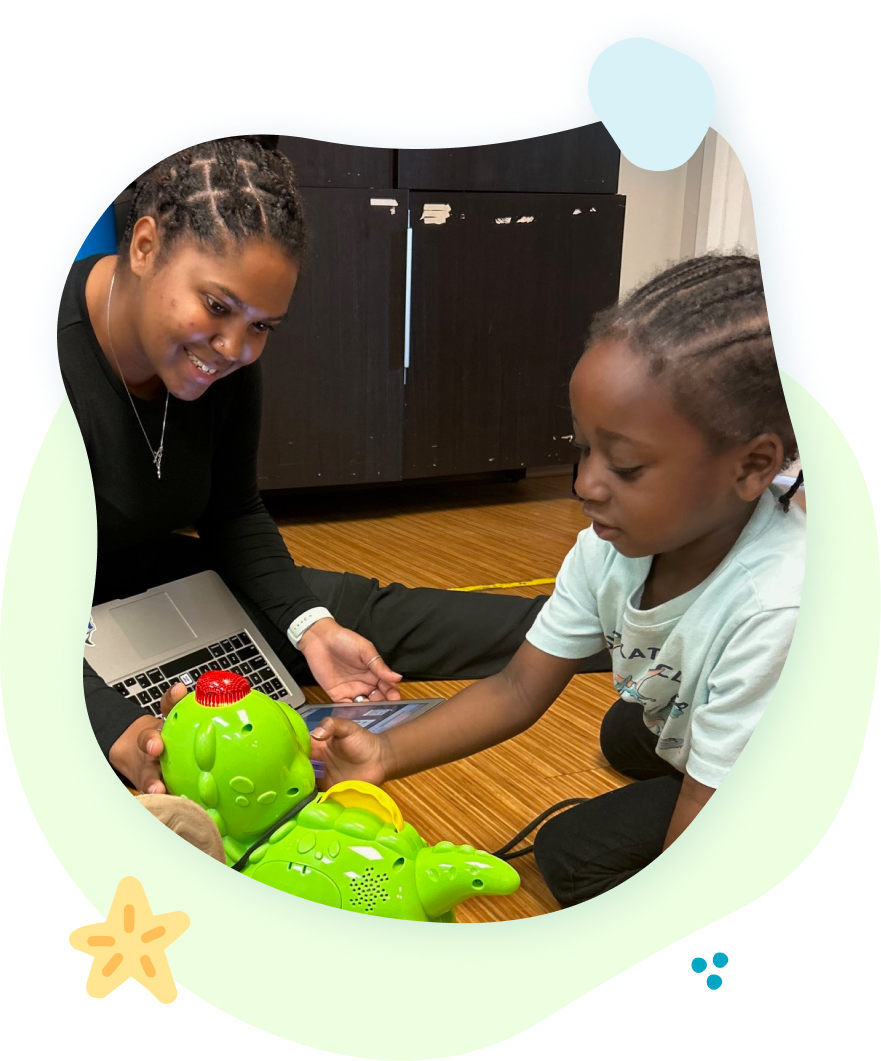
[128,216,161,278]
[732,433,784,501]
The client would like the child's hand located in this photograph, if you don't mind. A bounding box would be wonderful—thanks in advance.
[309,717,388,790]
[108,683,188,793]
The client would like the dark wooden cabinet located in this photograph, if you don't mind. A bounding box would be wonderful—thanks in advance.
[254,126,624,492]
[277,136,394,189]
[404,192,626,478]
[257,188,408,489]
[398,125,620,194]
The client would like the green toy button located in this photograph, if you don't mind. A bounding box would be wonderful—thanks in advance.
[230,776,255,793]
[198,771,219,807]
[257,790,277,805]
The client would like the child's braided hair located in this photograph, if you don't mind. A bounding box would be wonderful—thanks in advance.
[589,254,801,509]
[118,137,308,265]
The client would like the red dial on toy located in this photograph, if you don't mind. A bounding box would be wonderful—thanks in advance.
[195,670,251,706]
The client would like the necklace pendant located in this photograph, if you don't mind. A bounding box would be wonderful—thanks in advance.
[154,447,163,481]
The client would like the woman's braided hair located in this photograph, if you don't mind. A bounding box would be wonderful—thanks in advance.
[590,254,798,487]
[118,137,308,264]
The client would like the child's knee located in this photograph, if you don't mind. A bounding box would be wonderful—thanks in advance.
[533,808,624,907]
[599,698,644,773]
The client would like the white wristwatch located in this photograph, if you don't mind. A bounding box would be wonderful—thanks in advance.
[287,607,334,650]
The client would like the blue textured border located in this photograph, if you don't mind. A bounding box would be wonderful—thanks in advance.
[29,12,827,426]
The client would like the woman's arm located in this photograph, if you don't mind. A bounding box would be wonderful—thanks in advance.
[194,363,324,632]
[84,658,188,790]
[195,364,401,699]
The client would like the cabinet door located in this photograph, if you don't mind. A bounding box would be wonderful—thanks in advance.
[398,125,619,194]
[277,136,394,188]
[404,192,625,479]
[257,189,407,489]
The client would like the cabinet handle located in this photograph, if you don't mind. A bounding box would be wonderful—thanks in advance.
[403,213,413,385]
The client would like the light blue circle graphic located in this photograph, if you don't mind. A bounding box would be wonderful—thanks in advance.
[713,952,729,968]
[588,38,715,171]
[707,974,723,990]
[691,957,708,973]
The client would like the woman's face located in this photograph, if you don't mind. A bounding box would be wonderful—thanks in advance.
[129,230,299,401]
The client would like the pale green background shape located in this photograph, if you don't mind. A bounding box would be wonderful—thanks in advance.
[1,374,876,1058]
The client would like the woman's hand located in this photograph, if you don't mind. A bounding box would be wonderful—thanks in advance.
[298,618,402,702]
[107,683,188,793]
[309,716,389,790]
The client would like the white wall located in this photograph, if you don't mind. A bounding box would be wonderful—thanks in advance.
[615,136,799,489]
[617,130,758,299]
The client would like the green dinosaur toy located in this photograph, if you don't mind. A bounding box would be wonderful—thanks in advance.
[160,671,519,921]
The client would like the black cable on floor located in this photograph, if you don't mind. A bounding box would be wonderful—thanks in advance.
[492,797,590,861]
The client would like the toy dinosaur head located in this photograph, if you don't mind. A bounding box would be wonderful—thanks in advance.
[160,671,315,843]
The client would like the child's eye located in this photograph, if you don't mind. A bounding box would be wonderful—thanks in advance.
[610,465,643,481]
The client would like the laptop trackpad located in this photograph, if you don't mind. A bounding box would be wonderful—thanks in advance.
[110,593,197,659]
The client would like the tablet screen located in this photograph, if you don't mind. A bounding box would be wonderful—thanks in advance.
[299,698,444,734]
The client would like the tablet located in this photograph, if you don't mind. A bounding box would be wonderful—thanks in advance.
[298,697,445,735]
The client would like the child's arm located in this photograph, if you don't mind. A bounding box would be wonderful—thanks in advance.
[310,641,582,787]
[662,773,715,850]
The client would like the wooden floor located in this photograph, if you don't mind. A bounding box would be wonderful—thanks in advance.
[265,474,624,922]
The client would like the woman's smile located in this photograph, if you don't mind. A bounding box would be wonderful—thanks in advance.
[184,347,218,377]
[182,346,226,387]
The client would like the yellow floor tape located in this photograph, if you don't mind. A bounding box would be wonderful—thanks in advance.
[448,577,557,592]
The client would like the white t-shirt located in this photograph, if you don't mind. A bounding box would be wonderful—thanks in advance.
[526,488,805,788]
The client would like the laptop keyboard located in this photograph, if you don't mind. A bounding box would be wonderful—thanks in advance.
[112,631,292,717]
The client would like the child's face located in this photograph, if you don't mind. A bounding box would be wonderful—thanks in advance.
[570,339,750,559]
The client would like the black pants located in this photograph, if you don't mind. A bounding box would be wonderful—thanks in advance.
[533,699,683,908]
[93,534,612,684]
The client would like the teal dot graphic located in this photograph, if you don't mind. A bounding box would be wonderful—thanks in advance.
[713,952,729,968]
[707,974,723,990]
[691,957,707,973]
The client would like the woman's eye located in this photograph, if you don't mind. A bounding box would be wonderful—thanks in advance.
[252,321,275,334]
[571,440,590,457]
[611,465,643,481]
[206,296,228,315]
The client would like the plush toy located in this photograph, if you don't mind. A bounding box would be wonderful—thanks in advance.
[160,671,519,921]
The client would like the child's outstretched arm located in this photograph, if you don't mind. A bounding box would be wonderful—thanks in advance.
[310,641,582,788]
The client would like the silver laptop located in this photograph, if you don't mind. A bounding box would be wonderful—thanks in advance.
[86,570,306,717]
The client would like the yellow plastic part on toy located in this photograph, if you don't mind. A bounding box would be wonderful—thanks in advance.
[318,781,405,831]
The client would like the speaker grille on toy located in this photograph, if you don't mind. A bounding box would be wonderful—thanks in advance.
[347,867,391,914]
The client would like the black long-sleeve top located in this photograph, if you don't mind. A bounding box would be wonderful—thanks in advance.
[58,255,322,757]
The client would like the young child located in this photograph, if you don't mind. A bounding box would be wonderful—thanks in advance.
[309,254,805,908]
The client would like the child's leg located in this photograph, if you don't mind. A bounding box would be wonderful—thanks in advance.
[599,698,682,780]
[533,776,682,906]
[533,698,683,907]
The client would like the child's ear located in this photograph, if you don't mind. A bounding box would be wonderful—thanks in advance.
[732,433,784,501]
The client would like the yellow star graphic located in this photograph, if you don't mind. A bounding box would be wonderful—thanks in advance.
[69,876,190,1003]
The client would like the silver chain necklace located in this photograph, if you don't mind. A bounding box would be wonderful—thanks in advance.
[105,268,170,480]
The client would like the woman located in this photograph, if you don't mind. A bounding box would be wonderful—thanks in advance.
[60,137,604,795]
